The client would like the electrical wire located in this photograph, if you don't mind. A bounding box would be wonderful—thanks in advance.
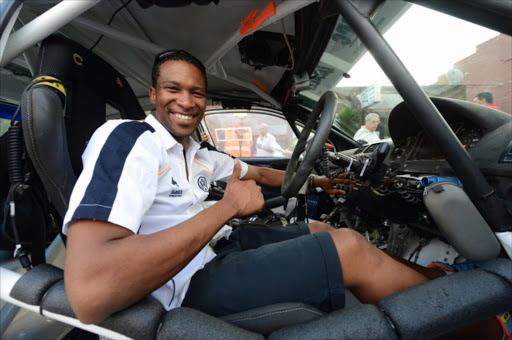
[87,0,133,53]
[280,19,295,71]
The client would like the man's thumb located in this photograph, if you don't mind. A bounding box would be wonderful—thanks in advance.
[230,159,242,181]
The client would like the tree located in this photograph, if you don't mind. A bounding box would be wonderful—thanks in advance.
[334,106,361,137]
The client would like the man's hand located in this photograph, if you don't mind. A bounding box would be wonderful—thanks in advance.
[200,131,210,143]
[222,159,264,217]
[314,174,354,195]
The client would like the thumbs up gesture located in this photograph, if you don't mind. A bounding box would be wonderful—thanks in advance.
[223,159,264,217]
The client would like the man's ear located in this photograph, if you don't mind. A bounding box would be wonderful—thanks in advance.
[149,86,156,104]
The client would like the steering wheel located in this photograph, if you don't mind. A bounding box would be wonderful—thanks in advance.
[265,91,338,209]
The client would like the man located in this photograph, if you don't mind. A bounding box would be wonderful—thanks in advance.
[473,91,500,110]
[256,123,282,156]
[61,50,505,339]
[353,112,381,144]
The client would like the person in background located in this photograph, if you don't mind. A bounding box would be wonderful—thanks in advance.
[473,92,500,110]
[200,131,210,143]
[256,123,282,156]
[223,116,253,157]
[353,113,381,144]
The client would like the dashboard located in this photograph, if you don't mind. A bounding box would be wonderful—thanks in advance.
[348,97,511,176]
[326,97,512,227]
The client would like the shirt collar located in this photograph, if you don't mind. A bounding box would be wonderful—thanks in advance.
[145,114,199,153]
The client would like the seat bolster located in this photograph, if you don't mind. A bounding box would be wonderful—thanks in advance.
[157,307,264,340]
[40,280,75,317]
[10,263,63,305]
[21,86,76,217]
[97,295,166,340]
[40,278,166,340]
[268,304,398,340]
[220,302,323,336]
[379,260,512,340]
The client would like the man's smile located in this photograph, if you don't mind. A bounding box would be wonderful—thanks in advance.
[173,112,197,121]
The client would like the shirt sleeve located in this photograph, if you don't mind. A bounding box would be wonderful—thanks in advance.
[210,151,248,182]
[63,121,160,235]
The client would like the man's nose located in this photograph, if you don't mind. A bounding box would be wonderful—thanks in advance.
[177,92,194,108]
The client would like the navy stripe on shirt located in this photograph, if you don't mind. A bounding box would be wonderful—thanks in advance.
[199,141,234,159]
[72,121,155,221]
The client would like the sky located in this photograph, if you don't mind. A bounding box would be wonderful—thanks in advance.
[337,5,500,87]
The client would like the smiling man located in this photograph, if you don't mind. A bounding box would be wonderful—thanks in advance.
[62,50,434,328]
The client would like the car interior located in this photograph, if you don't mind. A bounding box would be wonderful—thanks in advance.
[1,0,511,339]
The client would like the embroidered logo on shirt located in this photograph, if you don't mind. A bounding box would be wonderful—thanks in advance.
[169,190,183,197]
[197,176,209,192]
[172,177,179,187]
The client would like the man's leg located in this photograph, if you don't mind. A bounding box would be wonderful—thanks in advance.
[321,226,429,305]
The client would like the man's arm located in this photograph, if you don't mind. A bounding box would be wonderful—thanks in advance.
[242,164,353,195]
[65,160,263,324]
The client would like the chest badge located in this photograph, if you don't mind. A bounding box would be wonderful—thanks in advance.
[197,176,209,192]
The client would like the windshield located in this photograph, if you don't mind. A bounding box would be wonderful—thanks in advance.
[301,2,510,144]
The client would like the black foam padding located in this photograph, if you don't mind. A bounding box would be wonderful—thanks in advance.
[379,260,512,340]
[97,296,166,340]
[157,307,264,340]
[480,257,512,284]
[40,279,166,339]
[220,302,323,336]
[268,305,398,340]
[40,280,75,317]
[10,264,63,305]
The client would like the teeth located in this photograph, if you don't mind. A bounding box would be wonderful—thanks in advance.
[175,113,194,120]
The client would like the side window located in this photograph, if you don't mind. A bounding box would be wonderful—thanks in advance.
[203,112,305,158]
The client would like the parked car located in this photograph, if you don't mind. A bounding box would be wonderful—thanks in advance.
[1,0,511,339]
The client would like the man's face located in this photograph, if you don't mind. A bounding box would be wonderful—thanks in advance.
[150,60,207,144]
[365,117,380,131]
[259,125,268,136]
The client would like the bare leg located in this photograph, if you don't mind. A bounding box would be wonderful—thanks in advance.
[329,228,428,305]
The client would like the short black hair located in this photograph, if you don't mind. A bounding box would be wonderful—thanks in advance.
[151,49,207,88]
[475,91,494,103]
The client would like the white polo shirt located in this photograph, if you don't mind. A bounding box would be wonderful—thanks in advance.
[63,114,248,310]
[353,126,381,144]
[256,133,281,156]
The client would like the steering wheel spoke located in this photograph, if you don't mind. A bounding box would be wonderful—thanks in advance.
[265,91,338,209]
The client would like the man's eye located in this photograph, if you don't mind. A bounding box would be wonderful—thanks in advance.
[193,92,205,98]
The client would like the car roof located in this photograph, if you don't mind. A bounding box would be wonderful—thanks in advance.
[1,0,511,115]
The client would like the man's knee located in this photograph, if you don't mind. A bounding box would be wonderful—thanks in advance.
[329,228,370,258]
[308,222,334,234]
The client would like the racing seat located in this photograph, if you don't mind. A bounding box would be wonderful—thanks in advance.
[6,34,512,340]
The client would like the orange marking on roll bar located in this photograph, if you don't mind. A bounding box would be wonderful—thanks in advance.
[240,0,276,36]
[253,81,268,93]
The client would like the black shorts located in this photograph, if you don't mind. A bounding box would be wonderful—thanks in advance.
[182,222,345,316]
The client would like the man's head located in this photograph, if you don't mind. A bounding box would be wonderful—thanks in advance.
[473,92,494,105]
[152,49,207,88]
[364,113,380,131]
[259,123,268,136]
[150,50,207,145]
